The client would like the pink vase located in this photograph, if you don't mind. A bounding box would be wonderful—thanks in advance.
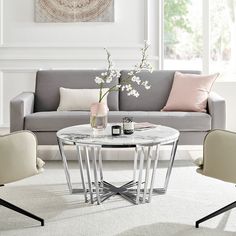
[90,102,108,130]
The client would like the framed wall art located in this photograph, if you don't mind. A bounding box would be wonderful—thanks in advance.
[35,0,114,22]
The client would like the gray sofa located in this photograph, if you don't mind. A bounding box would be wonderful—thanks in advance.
[10,70,226,145]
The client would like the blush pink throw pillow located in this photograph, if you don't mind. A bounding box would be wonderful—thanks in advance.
[162,71,219,112]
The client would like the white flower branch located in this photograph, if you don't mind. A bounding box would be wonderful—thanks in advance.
[95,41,153,102]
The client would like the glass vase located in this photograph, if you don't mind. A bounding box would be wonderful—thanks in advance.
[90,102,108,131]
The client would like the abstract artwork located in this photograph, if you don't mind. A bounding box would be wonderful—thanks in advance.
[35,0,114,22]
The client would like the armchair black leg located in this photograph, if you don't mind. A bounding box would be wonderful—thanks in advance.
[196,200,236,228]
[0,198,44,226]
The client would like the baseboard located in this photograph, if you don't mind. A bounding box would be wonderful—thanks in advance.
[0,124,9,128]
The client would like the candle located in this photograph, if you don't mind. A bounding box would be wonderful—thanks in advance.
[123,117,134,135]
[111,125,121,136]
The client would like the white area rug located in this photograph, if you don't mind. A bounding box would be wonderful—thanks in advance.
[0,161,236,236]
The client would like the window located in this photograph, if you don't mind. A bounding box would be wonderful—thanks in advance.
[160,0,236,80]
[164,0,203,70]
[210,0,236,81]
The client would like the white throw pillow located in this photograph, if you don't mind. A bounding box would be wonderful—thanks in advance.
[57,87,109,111]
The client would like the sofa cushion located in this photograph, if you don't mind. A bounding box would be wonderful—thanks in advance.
[162,71,219,112]
[34,70,119,112]
[119,70,200,111]
[24,111,211,132]
[57,87,109,111]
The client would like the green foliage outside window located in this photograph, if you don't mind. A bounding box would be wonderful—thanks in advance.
[164,0,236,62]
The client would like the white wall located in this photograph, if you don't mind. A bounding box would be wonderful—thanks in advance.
[212,82,236,131]
[0,0,235,131]
[0,0,158,126]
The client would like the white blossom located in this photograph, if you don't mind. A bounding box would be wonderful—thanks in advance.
[127,89,139,97]
[142,80,147,85]
[95,77,104,84]
[131,76,141,85]
[101,72,107,76]
[115,70,121,77]
[95,42,152,103]
[125,84,132,91]
[106,76,113,83]
[141,80,151,90]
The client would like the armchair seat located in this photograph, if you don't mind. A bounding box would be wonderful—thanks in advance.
[0,131,45,226]
[195,130,236,228]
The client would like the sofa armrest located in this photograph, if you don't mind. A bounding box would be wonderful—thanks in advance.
[10,92,35,132]
[208,92,226,129]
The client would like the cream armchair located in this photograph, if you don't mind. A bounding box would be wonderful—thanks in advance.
[195,129,236,228]
[0,131,45,226]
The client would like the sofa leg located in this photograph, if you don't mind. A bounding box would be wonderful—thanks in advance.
[0,198,44,226]
[196,200,236,228]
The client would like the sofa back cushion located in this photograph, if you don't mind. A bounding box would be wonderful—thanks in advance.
[119,70,200,111]
[34,70,119,112]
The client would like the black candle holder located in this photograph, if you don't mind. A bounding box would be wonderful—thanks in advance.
[111,125,121,136]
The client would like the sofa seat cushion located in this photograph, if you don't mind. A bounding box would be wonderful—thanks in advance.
[25,111,211,132]
[109,111,211,132]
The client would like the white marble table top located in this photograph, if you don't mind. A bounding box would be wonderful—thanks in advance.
[57,124,179,147]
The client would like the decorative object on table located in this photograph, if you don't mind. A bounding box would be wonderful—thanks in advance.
[90,102,108,130]
[134,122,157,131]
[90,41,153,130]
[162,71,219,112]
[111,125,121,136]
[35,0,114,22]
[123,117,134,135]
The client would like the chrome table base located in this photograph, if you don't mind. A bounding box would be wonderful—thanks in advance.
[98,180,139,204]
[58,138,178,205]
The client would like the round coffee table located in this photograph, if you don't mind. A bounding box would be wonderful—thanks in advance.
[57,124,179,205]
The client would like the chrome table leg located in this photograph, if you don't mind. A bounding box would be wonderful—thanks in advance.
[84,146,94,204]
[58,138,73,194]
[92,146,101,205]
[98,147,103,189]
[136,146,145,204]
[148,144,160,202]
[153,140,178,194]
[76,144,88,203]
[142,146,153,203]
[133,146,139,182]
